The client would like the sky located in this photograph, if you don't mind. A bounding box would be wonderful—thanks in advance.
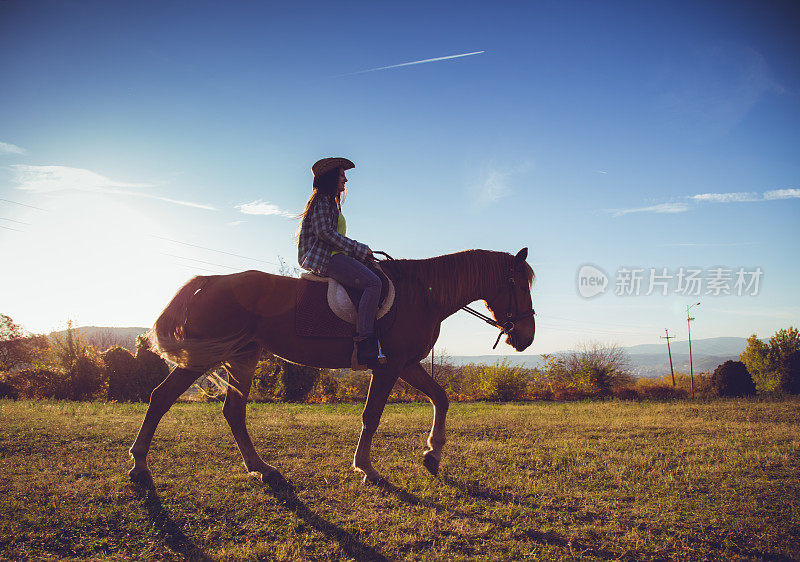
[1,0,798,356]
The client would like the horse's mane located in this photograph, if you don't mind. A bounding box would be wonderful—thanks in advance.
[380,249,534,311]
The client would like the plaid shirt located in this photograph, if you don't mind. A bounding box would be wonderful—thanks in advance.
[298,194,370,275]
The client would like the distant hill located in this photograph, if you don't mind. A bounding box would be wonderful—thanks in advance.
[57,328,748,379]
[447,337,749,378]
[50,326,150,353]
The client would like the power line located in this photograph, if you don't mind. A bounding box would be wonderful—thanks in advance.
[0,224,24,232]
[161,253,242,271]
[0,217,30,225]
[0,198,47,211]
[151,235,278,266]
[174,263,227,275]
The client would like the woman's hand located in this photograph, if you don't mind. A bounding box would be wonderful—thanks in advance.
[355,242,372,262]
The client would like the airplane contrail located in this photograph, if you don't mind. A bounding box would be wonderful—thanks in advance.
[338,50,485,77]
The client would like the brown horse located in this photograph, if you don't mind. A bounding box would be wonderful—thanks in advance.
[129,248,535,485]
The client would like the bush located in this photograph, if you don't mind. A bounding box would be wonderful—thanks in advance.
[249,352,320,402]
[712,360,756,397]
[612,387,639,401]
[542,343,633,395]
[553,388,599,401]
[132,336,169,401]
[4,368,67,399]
[481,360,528,401]
[101,337,168,402]
[778,350,800,395]
[640,385,686,401]
[0,379,19,399]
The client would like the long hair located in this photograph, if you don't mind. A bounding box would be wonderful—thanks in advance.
[298,167,344,223]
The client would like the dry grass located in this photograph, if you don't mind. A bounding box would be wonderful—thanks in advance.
[1,398,798,560]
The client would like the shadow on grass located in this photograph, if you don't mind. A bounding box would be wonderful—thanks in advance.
[438,474,623,560]
[375,478,499,525]
[261,475,389,562]
[133,479,211,561]
[440,473,523,503]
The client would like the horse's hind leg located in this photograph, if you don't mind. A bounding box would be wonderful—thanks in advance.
[399,362,449,476]
[129,366,201,482]
[221,344,283,484]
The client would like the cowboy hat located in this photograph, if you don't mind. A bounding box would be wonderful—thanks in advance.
[312,157,355,178]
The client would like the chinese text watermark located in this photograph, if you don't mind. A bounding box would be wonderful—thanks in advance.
[577,265,762,298]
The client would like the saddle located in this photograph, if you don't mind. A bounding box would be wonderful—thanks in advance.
[295,263,396,339]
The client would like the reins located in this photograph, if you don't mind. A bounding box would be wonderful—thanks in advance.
[372,251,535,350]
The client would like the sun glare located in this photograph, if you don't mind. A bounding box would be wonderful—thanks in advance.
[2,193,183,333]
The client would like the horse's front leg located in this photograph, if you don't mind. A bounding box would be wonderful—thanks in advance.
[353,367,397,483]
[399,361,449,476]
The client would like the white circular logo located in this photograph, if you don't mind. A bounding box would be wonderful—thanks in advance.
[577,264,608,298]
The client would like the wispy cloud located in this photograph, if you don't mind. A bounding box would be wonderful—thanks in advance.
[338,51,484,77]
[690,192,759,203]
[9,164,215,210]
[610,202,690,217]
[764,188,800,200]
[611,187,798,217]
[658,241,759,247]
[469,160,532,207]
[227,220,245,226]
[0,141,27,155]
[236,199,294,218]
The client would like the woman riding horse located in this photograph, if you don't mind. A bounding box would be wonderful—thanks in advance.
[128,162,535,486]
[298,157,381,365]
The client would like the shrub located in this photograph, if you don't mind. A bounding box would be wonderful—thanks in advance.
[102,346,139,401]
[640,385,686,401]
[612,387,639,401]
[4,368,67,399]
[132,336,169,401]
[101,337,168,402]
[249,352,320,402]
[553,388,599,401]
[481,360,528,401]
[542,343,633,395]
[307,371,340,403]
[712,360,756,397]
[0,379,19,399]
[778,350,800,395]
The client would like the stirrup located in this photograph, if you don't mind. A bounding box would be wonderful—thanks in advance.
[353,334,387,367]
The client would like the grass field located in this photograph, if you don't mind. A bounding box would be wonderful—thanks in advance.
[1,398,799,561]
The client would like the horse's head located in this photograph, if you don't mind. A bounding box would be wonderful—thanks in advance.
[486,247,535,352]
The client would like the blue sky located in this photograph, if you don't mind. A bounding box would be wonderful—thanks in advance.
[1,1,798,356]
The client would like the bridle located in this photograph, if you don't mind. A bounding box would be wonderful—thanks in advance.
[373,251,535,350]
[460,265,536,349]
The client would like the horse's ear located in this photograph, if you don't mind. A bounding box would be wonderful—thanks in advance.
[515,247,528,262]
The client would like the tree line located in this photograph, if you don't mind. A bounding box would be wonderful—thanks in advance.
[1,313,798,403]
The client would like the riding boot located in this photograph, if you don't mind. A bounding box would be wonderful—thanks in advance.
[356,333,379,365]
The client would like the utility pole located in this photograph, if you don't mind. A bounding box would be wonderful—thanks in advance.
[430,345,434,379]
[661,329,676,387]
[687,302,701,399]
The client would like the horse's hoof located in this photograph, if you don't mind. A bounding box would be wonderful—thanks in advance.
[362,473,384,485]
[422,453,440,476]
[128,468,152,485]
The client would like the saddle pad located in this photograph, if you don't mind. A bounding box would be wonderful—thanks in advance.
[295,278,397,338]
[295,279,355,338]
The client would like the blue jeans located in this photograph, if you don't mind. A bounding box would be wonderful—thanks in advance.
[326,253,381,337]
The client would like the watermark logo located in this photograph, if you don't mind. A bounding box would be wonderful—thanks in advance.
[575,265,764,297]
[577,264,609,298]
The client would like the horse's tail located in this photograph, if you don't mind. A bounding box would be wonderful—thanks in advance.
[147,275,257,372]
[146,276,208,369]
